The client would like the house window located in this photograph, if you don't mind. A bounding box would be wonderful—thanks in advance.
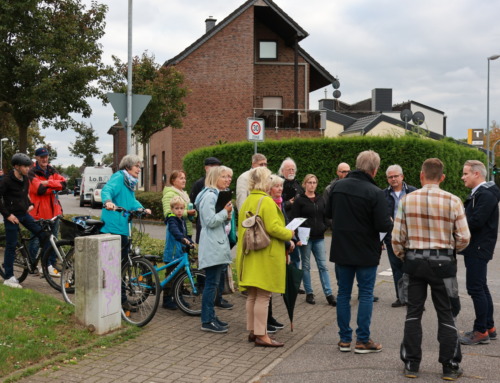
[259,41,277,60]
[152,155,157,185]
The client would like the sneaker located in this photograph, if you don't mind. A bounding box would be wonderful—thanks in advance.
[48,265,60,278]
[215,317,229,329]
[122,301,138,313]
[488,327,497,340]
[354,339,382,354]
[442,363,463,381]
[201,321,228,333]
[215,298,234,310]
[392,299,406,308]
[326,294,337,307]
[162,296,178,310]
[306,293,315,304]
[267,324,277,334]
[338,341,351,352]
[3,276,22,289]
[460,330,490,345]
[298,288,306,294]
[404,361,419,378]
[268,317,284,329]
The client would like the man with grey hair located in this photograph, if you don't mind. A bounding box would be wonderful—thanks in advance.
[459,160,500,345]
[279,157,304,213]
[327,150,392,354]
[383,164,417,308]
[235,153,267,210]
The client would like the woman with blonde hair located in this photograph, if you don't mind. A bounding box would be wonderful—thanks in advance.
[194,165,233,333]
[237,167,293,347]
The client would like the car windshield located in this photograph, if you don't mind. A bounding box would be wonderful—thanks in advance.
[96,182,106,189]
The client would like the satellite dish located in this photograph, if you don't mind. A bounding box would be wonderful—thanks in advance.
[400,109,413,122]
[412,111,425,125]
[332,79,340,89]
[333,90,341,99]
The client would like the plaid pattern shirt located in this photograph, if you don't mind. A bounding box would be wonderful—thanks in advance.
[391,183,470,258]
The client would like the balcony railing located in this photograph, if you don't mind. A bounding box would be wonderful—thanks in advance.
[252,109,326,133]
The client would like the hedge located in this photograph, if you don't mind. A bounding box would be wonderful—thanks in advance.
[183,136,486,201]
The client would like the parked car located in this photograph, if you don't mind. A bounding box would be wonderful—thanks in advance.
[58,188,71,195]
[73,178,82,196]
[80,167,112,207]
[91,182,106,209]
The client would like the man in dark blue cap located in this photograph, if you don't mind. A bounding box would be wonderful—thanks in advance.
[28,147,67,276]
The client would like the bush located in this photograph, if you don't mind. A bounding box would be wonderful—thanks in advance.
[136,191,163,220]
[183,136,486,200]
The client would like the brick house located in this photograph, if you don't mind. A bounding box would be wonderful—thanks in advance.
[146,0,336,191]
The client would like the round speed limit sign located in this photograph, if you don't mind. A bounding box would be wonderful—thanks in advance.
[247,118,265,141]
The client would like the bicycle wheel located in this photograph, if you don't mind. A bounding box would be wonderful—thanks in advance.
[121,257,161,327]
[0,243,29,283]
[173,269,205,316]
[60,242,76,305]
[41,239,72,292]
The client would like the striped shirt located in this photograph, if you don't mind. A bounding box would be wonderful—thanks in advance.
[391,183,470,258]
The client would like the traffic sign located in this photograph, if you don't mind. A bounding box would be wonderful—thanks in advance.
[247,118,265,142]
[107,93,152,128]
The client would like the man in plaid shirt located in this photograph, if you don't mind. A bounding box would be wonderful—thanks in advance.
[392,158,470,381]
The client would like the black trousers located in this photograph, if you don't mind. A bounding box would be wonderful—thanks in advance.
[400,259,461,366]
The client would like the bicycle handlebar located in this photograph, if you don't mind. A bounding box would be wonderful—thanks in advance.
[113,207,149,218]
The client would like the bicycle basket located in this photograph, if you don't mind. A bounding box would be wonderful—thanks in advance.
[60,218,86,241]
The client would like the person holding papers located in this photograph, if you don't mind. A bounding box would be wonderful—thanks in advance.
[291,174,336,307]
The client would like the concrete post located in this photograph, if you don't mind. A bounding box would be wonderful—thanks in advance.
[74,234,122,334]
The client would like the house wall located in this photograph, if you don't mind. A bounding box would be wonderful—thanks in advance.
[366,121,405,137]
[324,120,344,137]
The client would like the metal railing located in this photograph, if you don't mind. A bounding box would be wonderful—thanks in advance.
[252,109,326,132]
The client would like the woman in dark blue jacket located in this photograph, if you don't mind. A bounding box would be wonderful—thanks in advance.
[291,174,336,307]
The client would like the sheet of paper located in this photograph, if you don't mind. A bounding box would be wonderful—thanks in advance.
[379,232,387,241]
[286,217,307,231]
[298,227,310,245]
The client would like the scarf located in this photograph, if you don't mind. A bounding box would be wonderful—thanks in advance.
[122,170,138,191]
[171,186,190,204]
[272,196,283,210]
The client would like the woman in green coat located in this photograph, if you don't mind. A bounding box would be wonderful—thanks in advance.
[236,167,293,347]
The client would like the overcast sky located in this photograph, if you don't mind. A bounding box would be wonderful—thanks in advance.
[50,0,500,166]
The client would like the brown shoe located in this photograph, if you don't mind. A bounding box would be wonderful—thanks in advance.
[255,337,284,347]
[354,339,382,354]
[248,332,256,342]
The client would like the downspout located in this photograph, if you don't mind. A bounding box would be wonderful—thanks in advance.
[294,37,299,130]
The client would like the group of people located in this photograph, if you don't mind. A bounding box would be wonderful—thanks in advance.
[1,148,67,289]
[2,147,497,380]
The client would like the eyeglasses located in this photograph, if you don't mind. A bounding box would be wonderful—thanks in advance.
[339,170,349,174]
[387,175,401,179]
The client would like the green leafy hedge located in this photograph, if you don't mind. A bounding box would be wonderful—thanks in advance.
[183,136,486,200]
[135,191,164,220]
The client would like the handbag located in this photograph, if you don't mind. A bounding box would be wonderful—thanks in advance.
[241,197,271,254]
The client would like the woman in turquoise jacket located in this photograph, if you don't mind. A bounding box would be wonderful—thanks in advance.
[101,155,151,310]
[236,167,293,347]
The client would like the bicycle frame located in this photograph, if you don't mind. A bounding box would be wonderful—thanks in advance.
[156,252,199,294]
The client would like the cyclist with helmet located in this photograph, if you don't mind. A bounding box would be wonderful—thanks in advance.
[0,153,47,288]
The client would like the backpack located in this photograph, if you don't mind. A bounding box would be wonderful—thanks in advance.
[241,197,271,254]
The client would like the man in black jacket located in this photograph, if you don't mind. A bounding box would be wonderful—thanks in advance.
[459,160,500,345]
[383,165,417,308]
[327,150,392,354]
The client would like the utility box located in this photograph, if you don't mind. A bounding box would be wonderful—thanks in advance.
[74,234,122,334]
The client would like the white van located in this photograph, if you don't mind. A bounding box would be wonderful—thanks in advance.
[80,166,113,207]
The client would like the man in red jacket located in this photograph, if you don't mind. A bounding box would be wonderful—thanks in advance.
[28,147,66,276]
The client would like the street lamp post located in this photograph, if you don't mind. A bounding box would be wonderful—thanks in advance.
[0,138,9,174]
[487,54,500,181]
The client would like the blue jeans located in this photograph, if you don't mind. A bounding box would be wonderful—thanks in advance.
[335,264,377,343]
[215,264,227,303]
[385,238,403,299]
[299,239,332,297]
[201,264,224,323]
[3,213,45,279]
[29,218,60,266]
[464,256,494,333]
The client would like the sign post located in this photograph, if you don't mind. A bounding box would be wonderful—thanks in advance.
[247,118,265,154]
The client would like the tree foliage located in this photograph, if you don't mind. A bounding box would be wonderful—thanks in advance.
[101,152,113,166]
[0,0,108,152]
[68,122,101,166]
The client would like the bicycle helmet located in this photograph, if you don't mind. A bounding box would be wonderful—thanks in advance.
[11,153,32,167]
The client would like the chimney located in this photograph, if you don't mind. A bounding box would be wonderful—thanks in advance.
[205,16,217,32]
[371,88,392,112]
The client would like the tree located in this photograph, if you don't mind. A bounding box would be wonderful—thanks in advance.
[102,51,188,189]
[0,0,108,153]
[69,123,101,166]
[101,153,114,167]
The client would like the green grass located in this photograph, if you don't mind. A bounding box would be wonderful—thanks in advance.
[0,286,140,382]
